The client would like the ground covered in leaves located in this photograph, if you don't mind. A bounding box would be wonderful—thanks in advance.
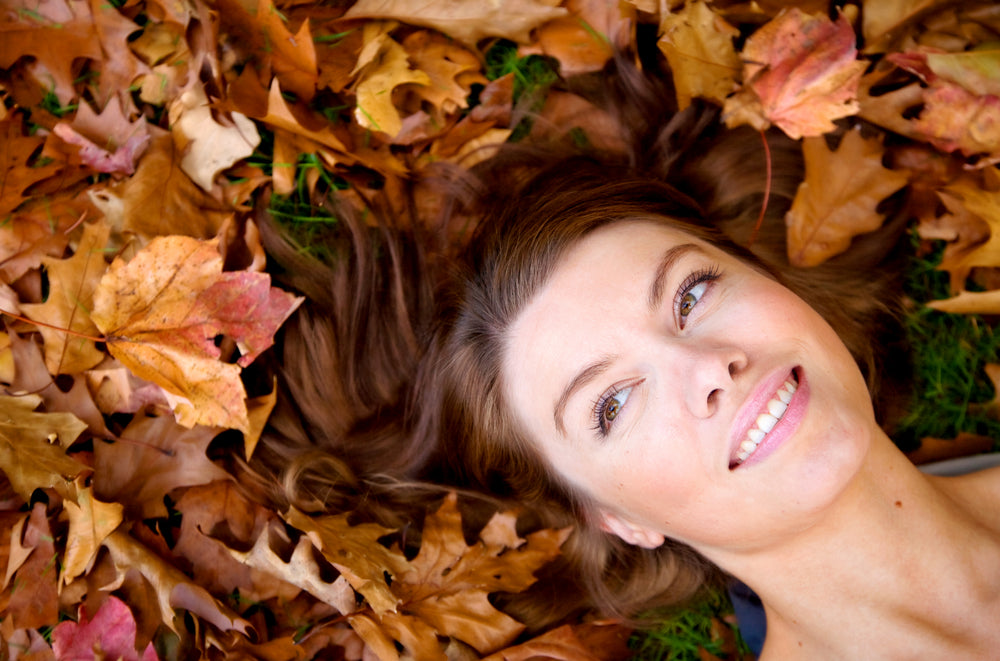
[2,0,1000,659]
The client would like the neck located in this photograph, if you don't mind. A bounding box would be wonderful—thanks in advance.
[709,434,1000,659]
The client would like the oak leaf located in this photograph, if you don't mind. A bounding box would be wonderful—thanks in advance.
[51,595,157,661]
[927,180,1000,293]
[482,621,632,661]
[520,0,629,76]
[786,129,909,266]
[344,0,567,46]
[0,394,87,501]
[102,530,253,636]
[89,236,302,431]
[0,115,64,219]
[722,9,866,139]
[284,507,409,615]
[353,31,431,138]
[20,221,110,375]
[658,0,740,110]
[52,96,151,176]
[401,31,485,118]
[5,503,58,629]
[62,480,124,587]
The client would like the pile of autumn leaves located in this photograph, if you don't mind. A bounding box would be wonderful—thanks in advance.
[2,0,1000,659]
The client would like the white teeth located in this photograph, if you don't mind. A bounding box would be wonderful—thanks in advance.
[733,374,798,467]
[756,412,778,433]
[767,399,788,418]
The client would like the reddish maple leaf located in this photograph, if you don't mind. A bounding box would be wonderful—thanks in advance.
[723,8,866,139]
[52,596,158,661]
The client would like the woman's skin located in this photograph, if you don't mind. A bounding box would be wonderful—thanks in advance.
[504,221,1000,658]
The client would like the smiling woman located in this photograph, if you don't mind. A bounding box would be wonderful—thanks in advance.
[248,56,1000,658]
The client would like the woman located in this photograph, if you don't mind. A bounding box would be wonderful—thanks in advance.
[435,152,1000,657]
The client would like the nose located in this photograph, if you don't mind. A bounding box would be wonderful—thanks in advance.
[678,342,748,418]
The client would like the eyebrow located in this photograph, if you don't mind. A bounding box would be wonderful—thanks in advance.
[552,242,702,436]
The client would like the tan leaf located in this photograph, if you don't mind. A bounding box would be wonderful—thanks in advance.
[344,0,567,46]
[102,530,253,636]
[244,381,277,461]
[90,236,302,431]
[786,129,909,266]
[6,503,58,629]
[0,394,87,501]
[862,0,942,53]
[21,221,110,375]
[520,0,630,76]
[0,115,65,219]
[657,0,740,110]
[92,414,230,519]
[284,507,409,615]
[61,481,124,587]
[169,84,261,192]
[482,621,633,661]
[932,179,1000,281]
[401,31,485,117]
[723,9,866,139]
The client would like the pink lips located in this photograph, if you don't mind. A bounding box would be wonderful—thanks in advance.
[728,367,808,470]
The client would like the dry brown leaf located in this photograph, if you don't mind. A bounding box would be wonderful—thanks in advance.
[284,507,409,615]
[520,0,629,76]
[5,503,58,629]
[92,414,230,519]
[90,236,302,431]
[862,0,944,53]
[0,115,65,219]
[401,31,485,117]
[61,480,124,587]
[786,129,909,266]
[658,0,740,110]
[52,96,151,176]
[102,530,253,636]
[0,394,87,501]
[353,32,431,137]
[20,221,110,375]
[344,0,567,46]
[482,620,632,661]
[931,179,1000,283]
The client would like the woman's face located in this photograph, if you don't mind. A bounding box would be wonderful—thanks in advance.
[504,221,878,556]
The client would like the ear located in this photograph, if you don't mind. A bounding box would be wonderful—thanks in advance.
[597,509,666,549]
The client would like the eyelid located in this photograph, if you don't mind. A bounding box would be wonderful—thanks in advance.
[673,265,721,328]
[591,378,645,437]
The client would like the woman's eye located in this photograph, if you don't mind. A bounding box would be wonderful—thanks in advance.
[679,281,709,320]
[595,385,634,435]
[675,267,720,329]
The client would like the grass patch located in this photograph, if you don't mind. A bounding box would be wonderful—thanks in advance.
[630,587,751,660]
[894,236,1000,448]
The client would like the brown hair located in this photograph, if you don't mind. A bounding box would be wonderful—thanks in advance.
[247,57,908,628]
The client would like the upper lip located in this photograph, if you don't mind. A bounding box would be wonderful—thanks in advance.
[727,367,797,468]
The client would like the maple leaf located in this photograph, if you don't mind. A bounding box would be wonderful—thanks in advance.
[20,220,109,375]
[344,0,568,46]
[93,413,230,519]
[52,595,157,661]
[62,479,124,587]
[786,129,909,266]
[90,236,302,431]
[722,9,866,139]
[657,0,741,110]
[169,84,261,192]
[0,394,87,501]
[102,530,253,636]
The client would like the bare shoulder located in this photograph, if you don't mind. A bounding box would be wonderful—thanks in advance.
[931,463,1000,517]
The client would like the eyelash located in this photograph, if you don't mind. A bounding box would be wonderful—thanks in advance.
[591,380,643,436]
[673,265,722,328]
[589,265,723,437]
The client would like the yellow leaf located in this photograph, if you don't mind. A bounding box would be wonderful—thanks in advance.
[353,33,431,138]
[61,481,123,587]
[21,221,110,375]
[658,0,740,110]
[786,129,909,266]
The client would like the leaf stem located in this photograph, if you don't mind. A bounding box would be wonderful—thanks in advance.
[748,129,772,250]
[0,309,106,342]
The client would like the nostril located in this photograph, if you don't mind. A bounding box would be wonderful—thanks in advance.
[728,361,738,377]
[708,388,721,405]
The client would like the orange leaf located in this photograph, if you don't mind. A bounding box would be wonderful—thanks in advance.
[723,9,866,139]
[658,0,740,110]
[786,129,908,266]
[90,236,302,431]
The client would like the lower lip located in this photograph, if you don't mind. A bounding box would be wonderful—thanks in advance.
[732,368,809,470]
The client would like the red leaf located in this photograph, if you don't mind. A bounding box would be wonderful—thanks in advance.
[52,596,158,661]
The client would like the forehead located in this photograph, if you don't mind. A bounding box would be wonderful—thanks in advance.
[503,221,702,434]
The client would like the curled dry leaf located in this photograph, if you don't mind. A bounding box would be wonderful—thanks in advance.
[344,0,568,46]
[723,9,866,139]
[90,236,302,432]
[786,129,908,266]
[353,32,431,137]
[62,480,124,587]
